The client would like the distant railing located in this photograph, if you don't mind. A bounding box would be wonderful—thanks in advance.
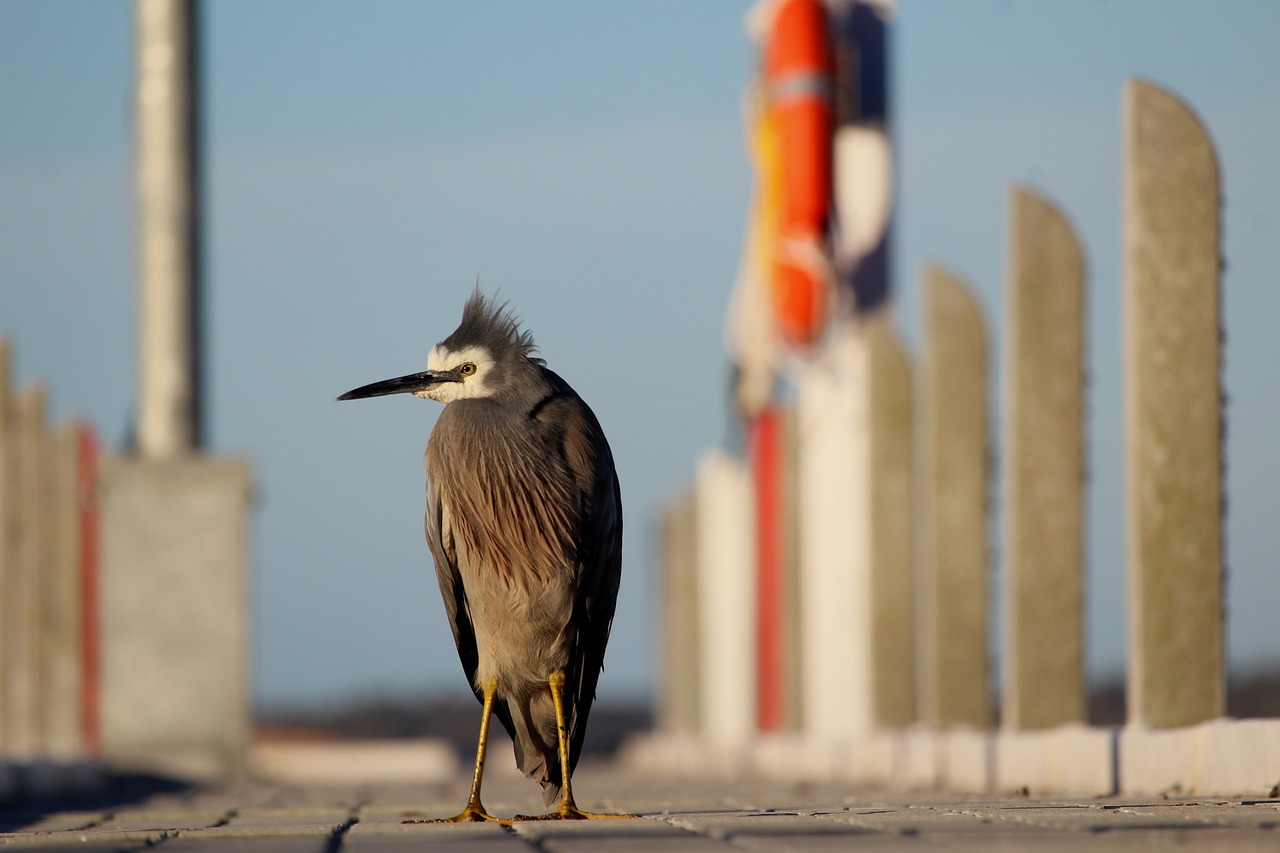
[644,79,1277,796]
[0,338,101,799]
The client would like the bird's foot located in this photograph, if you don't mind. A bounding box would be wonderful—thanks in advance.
[403,802,510,826]
[512,802,637,821]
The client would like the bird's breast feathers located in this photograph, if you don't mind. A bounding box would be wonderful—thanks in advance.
[428,402,588,591]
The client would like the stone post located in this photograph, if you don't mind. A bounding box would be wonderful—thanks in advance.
[98,0,254,776]
[867,316,916,727]
[657,489,700,735]
[100,457,253,775]
[10,385,50,756]
[918,266,990,728]
[1002,187,1087,729]
[694,451,756,745]
[43,423,85,758]
[0,342,14,761]
[1124,78,1224,728]
[136,0,201,457]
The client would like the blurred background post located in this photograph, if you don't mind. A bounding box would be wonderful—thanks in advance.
[97,0,253,780]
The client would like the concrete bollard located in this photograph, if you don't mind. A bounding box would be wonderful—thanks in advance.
[866,316,916,728]
[657,488,701,735]
[694,450,756,747]
[1123,78,1224,728]
[43,422,85,759]
[99,456,254,777]
[8,384,51,758]
[1002,187,1087,730]
[918,266,991,729]
[0,340,12,761]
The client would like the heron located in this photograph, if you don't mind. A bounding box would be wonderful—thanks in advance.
[338,290,628,823]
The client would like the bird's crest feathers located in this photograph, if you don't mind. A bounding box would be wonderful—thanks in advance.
[440,288,544,365]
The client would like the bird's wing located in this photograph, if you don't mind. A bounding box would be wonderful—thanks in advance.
[567,439,622,775]
[425,469,519,740]
[541,379,623,777]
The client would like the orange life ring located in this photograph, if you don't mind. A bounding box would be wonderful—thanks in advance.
[765,0,833,348]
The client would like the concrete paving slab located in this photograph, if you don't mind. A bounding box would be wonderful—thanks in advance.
[163,836,331,853]
[5,762,1280,850]
[346,824,535,853]
[0,827,168,848]
[669,812,880,852]
[96,809,229,832]
[226,806,350,830]
[515,816,729,853]
[0,811,104,834]
[174,822,341,839]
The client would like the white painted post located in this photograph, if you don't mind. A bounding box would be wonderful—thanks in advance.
[136,0,200,457]
[795,320,874,739]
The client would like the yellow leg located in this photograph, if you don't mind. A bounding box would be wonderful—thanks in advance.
[514,671,636,821]
[407,679,509,825]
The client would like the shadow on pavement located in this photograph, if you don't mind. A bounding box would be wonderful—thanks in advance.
[0,770,193,832]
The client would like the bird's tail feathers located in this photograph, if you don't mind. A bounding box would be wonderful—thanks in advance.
[506,692,563,807]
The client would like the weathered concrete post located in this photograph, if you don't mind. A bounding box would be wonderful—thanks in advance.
[100,458,252,775]
[43,423,86,759]
[1002,187,1087,730]
[1123,79,1224,728]
[0,341,13,765]
[866,316,916,728]
[695,451,756,746]
[657,489,701,735]
[918,266,990,728]
[136,0,200,456]
[97,0,253,776]
[11,385,51,756]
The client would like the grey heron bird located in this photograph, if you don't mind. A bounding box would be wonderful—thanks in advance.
[338,290,627,823]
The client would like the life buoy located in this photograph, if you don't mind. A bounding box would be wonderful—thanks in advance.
[765,0,833,348]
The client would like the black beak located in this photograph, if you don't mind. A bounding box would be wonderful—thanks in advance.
[337,369,455,401]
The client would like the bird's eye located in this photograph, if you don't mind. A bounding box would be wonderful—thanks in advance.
[459,363,477,377]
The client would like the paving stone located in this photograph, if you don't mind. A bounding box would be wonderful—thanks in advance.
[5,764,1280,850]
[174,822,339,839]
[97,808,229,832]
[0,827,167,848]
[513,816,731,852]
[0,810,105,834]
[825,806,1055,838]
[162,836,332,852]
[670,812,885,852]
[226,806,350,830]
[346,820,535,851]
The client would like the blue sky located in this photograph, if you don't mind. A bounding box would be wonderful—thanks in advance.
[2,1,1277,711]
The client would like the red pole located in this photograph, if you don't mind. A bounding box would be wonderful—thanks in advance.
[751,406,785,732]
[77,426,101,756]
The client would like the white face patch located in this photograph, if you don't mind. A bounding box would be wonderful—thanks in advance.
[420,344,496,402]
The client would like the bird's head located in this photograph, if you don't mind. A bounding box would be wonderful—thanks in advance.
[338,289,544,405]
